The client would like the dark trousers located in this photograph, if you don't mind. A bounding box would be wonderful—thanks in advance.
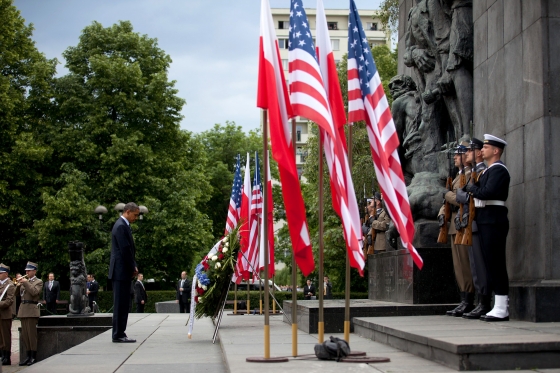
[46,301,57,315]
[112,279,132,340]
[136,303,145,313]
[179,300,189,313]
[478,222,509,296]
[468,224,489,295]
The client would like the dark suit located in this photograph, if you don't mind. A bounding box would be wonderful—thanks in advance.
[87,280,99,311]
[43,280,60,315]
[134,281,147,313]
[303,284,315,300]
[108,216,137,340]
[176,279,191,313]
[467,162,510,296]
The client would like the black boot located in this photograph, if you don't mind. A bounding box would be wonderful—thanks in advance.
[463,294,492,319]
[446,292,465,316]
[19,350,30,366]
[27,350,36,366]
[3,349,11,365]
[453,292,475,317]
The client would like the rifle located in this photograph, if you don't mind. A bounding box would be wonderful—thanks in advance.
[454,148,467,245]
[437,138,453,244]
[462,127,477,245]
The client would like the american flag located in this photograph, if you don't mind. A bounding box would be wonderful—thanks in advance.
[257,0,314,276]
[259,150,275,276]
[225,155,242,234]
[289,0,364,273]
[315,0,364,274]
[247,152,263,279]
[348,0,423,269]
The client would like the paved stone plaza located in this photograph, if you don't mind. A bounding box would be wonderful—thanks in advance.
[0,313,558,373]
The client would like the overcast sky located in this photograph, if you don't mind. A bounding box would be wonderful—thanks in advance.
[14,0,381,134]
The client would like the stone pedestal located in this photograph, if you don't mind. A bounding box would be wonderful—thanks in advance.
[368,220,459,304]
[19,314,112,362]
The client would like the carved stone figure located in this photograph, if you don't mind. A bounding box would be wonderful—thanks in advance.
[389,75,421,183]
[68,241,93,316]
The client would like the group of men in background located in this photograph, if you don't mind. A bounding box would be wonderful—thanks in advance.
[362,192,392,256]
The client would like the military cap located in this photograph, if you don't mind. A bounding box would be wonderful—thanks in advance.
[0,264,10,273]
[374,192,382,201]
[484,134,507,149]
[470,137,484,149]
[24,261,38,271]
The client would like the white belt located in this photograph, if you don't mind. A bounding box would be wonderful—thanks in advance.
[475,199,505,207]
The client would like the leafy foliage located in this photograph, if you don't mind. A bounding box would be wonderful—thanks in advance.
[379,0,400,38]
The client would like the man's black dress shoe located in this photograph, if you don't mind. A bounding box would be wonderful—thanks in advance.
[112,337,137,343]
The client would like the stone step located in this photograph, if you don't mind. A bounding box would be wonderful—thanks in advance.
[354,315,560,371]
[283,299,456,333]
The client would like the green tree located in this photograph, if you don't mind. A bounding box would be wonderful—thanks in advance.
[31,21,213,286]
[379,0,400,38]
[0,0,57,269]
[196,122,278,241]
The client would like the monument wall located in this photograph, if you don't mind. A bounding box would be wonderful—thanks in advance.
[396,0,560,322]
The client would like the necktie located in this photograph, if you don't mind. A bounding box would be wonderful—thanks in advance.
[49,281,52,291]
[180,280,184,294]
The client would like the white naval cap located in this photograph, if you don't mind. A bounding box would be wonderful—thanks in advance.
[483,134,507,149]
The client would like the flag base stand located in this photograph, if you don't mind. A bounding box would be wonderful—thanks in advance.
[339,356,390,363]
[348,351,366,356]
[246,357,289,363]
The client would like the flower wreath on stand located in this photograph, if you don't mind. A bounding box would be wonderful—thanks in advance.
[187,226,240,338]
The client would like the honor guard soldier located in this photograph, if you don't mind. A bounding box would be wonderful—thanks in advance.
[0,264,15,365]
[458,138,491,319]
[16,261,43,365]
[465,134,510,321]
[438,141,475,317]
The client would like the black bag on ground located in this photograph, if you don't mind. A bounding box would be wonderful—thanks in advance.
[314,336,351,361]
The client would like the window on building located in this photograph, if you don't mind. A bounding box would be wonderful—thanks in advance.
[327,22,338,30]
[278,21,290,29]
[296,126,302,142]
[335,59,340,65]
[331,39,340,51]
[367,22,378,31]
[278,39,289,49]
[282,59,288,70]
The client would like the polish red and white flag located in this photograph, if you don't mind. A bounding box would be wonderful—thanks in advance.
[256,0,314,276]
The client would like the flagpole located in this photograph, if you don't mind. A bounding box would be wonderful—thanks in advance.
[318,129,325,343]
[291,117,298,357]
[263,109,271,359]
[345,124,353,343]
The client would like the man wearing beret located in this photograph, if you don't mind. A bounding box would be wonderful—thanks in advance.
[16,261,43,365]
[438,141,475,317]
[0,264,15,365]
[465,134,510,321]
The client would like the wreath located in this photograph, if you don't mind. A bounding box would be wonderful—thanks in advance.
[192,226,240,319]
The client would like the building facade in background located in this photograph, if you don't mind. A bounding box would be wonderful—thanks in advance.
[270,7,390,178]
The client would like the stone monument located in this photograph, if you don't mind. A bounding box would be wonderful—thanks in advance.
[373,0,560,322]
[67,241,93,317]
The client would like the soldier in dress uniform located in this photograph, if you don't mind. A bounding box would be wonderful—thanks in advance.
[438,141,475,316]
[465,134,510,321]
[459,138,491,319]
[16,261,43,365]
[0,264,15,365]
[370,193,392,254]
